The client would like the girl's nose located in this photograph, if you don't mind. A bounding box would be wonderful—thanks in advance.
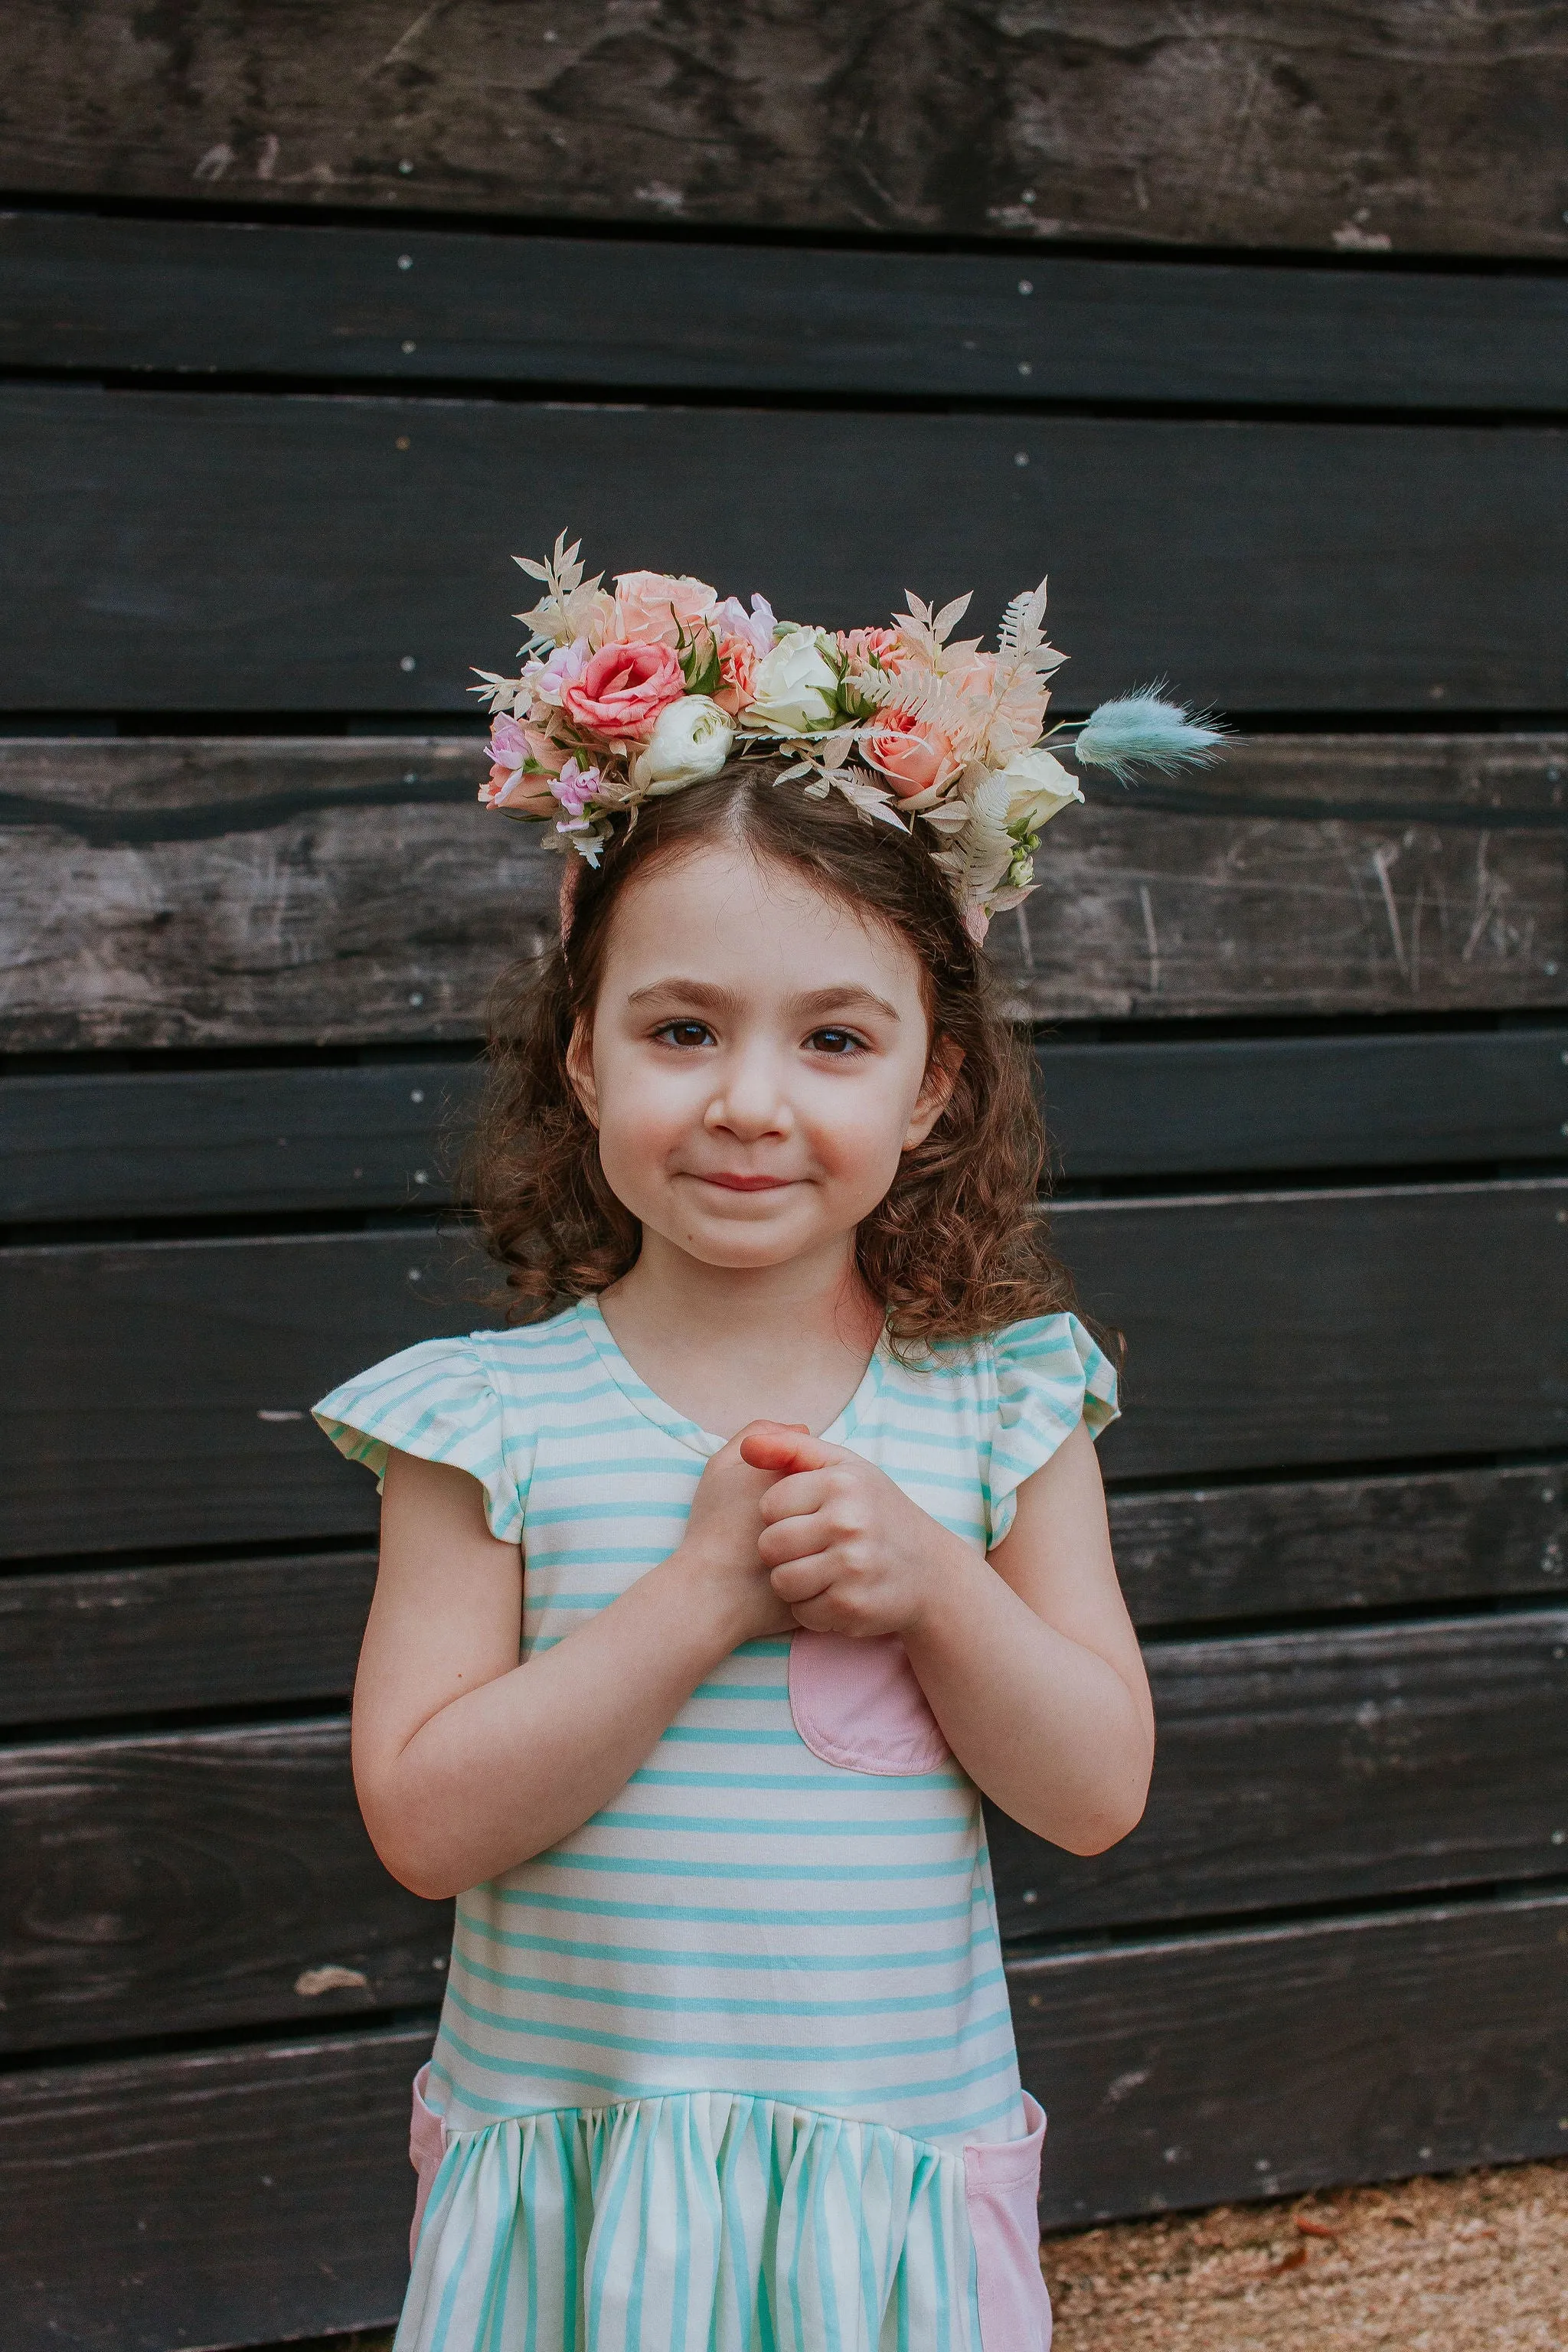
[704,1053,793,1140]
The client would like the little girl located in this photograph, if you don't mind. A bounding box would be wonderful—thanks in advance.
[316,545,1217,2350]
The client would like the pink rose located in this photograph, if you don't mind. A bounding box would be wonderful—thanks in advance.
[861,709,963,797]
[837,626,906,675]
[612,570,717,648]
[560,641,685,740]
[711,632,758,715]
[480,714,560,815]
[953,652,997,698]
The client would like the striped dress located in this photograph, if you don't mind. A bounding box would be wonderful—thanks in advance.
[315,1299,1117,2352]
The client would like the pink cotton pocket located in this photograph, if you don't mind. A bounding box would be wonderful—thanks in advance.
[409,2061,448,2264]
[964,2094,1053,2351]
[787,1628,952,1775]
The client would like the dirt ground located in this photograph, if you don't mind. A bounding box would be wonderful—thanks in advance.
[1044,2157,1568,2351]
[312,2157,1567,2352]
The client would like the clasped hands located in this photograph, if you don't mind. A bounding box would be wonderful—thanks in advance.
[681,1420,974,1644]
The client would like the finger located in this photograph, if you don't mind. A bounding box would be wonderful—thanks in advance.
[756,1470,831,1527]
[768,1553,834,1608]
[739,1424,842,1475]
[757,1512,831,1570]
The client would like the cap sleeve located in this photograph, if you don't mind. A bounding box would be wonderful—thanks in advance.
[312,1338,522,1543]
[986,1312,1119,1548]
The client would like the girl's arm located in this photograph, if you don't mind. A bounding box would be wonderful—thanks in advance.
[746,1420,1153,1854]
[353,1438,792,1899]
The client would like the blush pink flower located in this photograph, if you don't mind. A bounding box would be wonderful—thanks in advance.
[550,757,601,819]
[560,641,685,740]
[861,708,963,798]
[612,570,717,648]
[711,632,758,715]
[837,626,906,675]
[479,714,560,814]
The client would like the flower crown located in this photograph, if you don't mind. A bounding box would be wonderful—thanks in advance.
[473,534,1223,938]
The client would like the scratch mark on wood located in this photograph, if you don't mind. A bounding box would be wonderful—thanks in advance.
[1139,883,1162,993]
[1370,844,1408,977]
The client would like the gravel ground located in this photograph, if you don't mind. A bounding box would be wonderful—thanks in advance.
[306,2158,1567,2352]
[1044,2158,1568,2351]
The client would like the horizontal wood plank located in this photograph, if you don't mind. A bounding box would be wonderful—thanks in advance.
[2,5,1564,259]
[0,1551,377,1726]
[987,1609,1568,1939]
[1019,1892,1568,2228]
[2,1896,1564,2344]
[4,736,1565,1047]
[0,2024,425,2348]
[5,1027,1565,1223]
[0,1719,450,2053]
[3,1610,1563,2049]
[6,211,1568,411]
[2,1181,1563,1557]
[0,1465,1560,1730]
[1107,1461,1567,1631]
[3,390,1568,711]
[0,1061,480,1220]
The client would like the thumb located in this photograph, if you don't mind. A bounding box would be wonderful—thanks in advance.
[737,1421,838,1474]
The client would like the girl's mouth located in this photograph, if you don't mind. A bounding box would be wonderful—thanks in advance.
[697,1173,794,1192]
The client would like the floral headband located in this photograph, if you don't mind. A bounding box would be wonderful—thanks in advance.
[473,534,1223,938]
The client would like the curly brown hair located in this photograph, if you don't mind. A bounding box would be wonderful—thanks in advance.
[466,758,1075,1348]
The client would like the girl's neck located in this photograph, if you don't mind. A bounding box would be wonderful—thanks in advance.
[596,1233,884,1441]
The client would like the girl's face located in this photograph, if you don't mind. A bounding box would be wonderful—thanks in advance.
[568,844,958,1276]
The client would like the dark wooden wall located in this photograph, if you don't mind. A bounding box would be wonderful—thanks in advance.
[2,5,1566,2345]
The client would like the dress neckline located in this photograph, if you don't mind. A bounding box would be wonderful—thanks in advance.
[573,1295,887,1459]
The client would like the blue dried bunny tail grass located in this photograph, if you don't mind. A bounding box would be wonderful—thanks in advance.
[1068,687,1228,782]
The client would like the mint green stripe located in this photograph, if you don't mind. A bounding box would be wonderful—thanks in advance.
[450,1948,1006,2017]
[442,1979,1014,2063]
[629,1766,959,1792]
[587,1808,964,1837]
[455,1909,988,1972]
[534,1851,977,1880]
[487,1887,981,1926]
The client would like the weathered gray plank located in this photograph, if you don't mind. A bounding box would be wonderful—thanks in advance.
[7,209,1568,410]
[1106,1461,1566,1630]
[0,2024,426,2349]
[1,1182,1563,1557]
[4,388,1568,712]
[0,1550,377,1726]
[987,1608,1568,1939]
[5,1027,1563,1223]
[1018,1892,1568,2229]
[1,5,1564,258]
[4,736,1564,1047]
[0,1718,450,2052]
[2,1616,1561,2050]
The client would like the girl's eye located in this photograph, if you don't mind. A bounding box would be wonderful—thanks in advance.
[652,1021,715,1049]
[805,1027,866,1057]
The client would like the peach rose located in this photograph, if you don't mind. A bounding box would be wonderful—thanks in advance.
[953,652,997,697]
[861,708,963,798]
[480,714,561,815]
[837,626,906,675]
[612,570,717,648]
[560,641,685,740]
[711,632,758,715]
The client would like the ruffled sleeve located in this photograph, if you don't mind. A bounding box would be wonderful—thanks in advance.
[312,1338,524,1544]
[985,1312,1119,1547]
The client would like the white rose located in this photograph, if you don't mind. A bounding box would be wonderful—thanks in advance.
[629,694,736,794]
[746,629,839,733]
[993,746,1083,833]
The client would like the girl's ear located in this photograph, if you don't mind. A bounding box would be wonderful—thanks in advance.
[564,1018,600,1129]
[903,1037,964,1151]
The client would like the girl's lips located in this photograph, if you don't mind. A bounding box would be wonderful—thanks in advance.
[697,1173,794,1192]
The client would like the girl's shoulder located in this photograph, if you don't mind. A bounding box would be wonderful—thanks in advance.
[311,1304,591,1543]
[897,1312,1119,1550]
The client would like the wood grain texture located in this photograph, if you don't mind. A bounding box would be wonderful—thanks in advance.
[0,2023,426,2348]
[1107,1460,1567,1629]
[0,1551,377,1727]
[8,208,1568,410]
[2,1181,1563,1554]
[988,1608,1568,1939]
[4,389,1568,713]
[7,1027,1563,1224]
[2,1612,1563,2050]
[0,1060,481,1220]
[1067,1177,1568,1481]
[4,736,1564,1049]
[0,1718,450,2053]
[1018,1891,1568,2227]
[1,5,1565,257]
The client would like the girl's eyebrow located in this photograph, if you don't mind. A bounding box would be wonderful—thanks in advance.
[625,978,901,1022]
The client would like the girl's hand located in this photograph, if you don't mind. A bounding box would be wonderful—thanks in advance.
[676,1423,802,1645]
[741,1426,968,1637]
